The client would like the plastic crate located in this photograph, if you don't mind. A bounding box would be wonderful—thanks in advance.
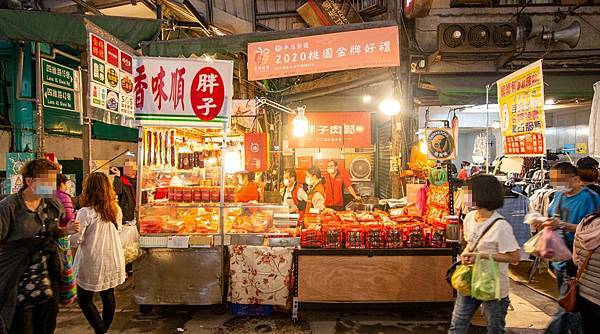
[231,304,273,317]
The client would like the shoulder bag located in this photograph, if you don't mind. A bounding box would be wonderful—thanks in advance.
[559,245,598,312]
[445,217,503,284]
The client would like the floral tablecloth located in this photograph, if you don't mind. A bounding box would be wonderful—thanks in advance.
[228,245,294,306]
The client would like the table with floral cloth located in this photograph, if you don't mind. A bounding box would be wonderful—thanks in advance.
[228,245,294,306]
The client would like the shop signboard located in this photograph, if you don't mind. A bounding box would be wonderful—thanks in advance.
[425,128,457,161]
[288,112,371,148]
[297,0,363,27]
[497,60,546,156]
[42,59,75,90]
[88,32,135,118]
[42,84,76,112]
[134,57,233,126]
[244,132,269,172]
[248,26,400,81]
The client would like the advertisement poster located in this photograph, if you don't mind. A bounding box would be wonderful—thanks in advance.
[88,32,135,118]
[244,132,269,172]
[134,57,233,126]
[5,153,36,194]
[288,112,371,148]
[248,26,399,80]
[497,60,545,156]
[425,128,457,161]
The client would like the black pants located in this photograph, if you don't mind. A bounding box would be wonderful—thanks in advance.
[579,295,600,334]
[9,298,59,334]
[77,286,116,334]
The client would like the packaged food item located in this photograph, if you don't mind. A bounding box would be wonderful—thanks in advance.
[301,228,322,248]
[182,187,193,202]
[345,224,365,249]
[385,225,404,248]
[403,223,425,248]
[365,224,386,249]
[322,224,344,248]
[431,223,447,248]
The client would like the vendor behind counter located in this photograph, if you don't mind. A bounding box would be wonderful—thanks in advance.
[324,160,360,210]
[235,172,260,203]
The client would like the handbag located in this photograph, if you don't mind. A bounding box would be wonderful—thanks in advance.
[558,246,597,312]
[57,236,77,305]
[446,217,503,284]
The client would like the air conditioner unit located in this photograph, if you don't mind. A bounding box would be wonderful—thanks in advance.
[437,23,517,54]
[346,153,373,182]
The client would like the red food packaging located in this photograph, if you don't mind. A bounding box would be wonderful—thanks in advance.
[431,223,447,248]
[168,187,176,202]
[301,228,322,248]
[344,224,365,249]
[182,187,193,202]
[322,224,344,249]
[201,187,210,202]
[193,187,203,202]
[210,187,221,202]
[385,225,404,248]
[403,223,425,248]
[173,187,183,202]
[365,223,386,249]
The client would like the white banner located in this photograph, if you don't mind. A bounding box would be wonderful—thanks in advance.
[134,56,234,126]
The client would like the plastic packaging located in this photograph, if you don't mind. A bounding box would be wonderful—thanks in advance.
[538,228,573,261]
[120,224,142,264]
[471,254,500,301]
[451,264,472,296]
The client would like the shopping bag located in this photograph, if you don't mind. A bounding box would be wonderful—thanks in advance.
[451,264,473,296]
[57,236,77,305]
[471,254,500,301]
[524,232,542,255]
[120,224,142,264]
[538,228,573,261]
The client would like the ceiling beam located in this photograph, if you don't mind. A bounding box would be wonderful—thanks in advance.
[281,68,390,96]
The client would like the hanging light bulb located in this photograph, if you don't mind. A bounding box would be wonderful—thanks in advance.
[292,107,309,138]
[362,95,372,103]
[379,98,401,116]
[223,144,243,174]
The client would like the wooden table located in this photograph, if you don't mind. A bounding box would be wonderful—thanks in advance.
[292,248,454,320]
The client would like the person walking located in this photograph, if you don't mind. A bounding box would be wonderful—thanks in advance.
[55,174,75,228]
[539,162,600,290]
[71,172,126,334]
[573,213,600,334]
[448,174,520,334]
[0,159,80,334]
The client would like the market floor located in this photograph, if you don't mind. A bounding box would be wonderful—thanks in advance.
[55,270,556,334]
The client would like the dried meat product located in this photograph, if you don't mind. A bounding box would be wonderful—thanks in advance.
[355,211,375,222]
[322,224,344,248]
[403,223,425,248]
[153,131,158,165]
[345,224,365,249]
[365,223,386,249]
[162,220,184,234]
[170,130,176,167]
[301,228,322,248]
[385,225,404,248]
[431,223,447,248]
[140,217,163,234]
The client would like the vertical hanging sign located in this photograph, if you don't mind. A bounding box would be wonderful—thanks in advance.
[497,60,546,156]
[88,32,135,119]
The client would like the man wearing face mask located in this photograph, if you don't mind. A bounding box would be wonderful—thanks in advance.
[235,172,260,203]
[323,160,360,211]
[280,169,300,213]
[541,162,600,289]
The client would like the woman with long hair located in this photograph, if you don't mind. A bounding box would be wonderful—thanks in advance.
[72,172,126,334]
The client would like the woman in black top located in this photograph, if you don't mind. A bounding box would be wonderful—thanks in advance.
[0,159,80,334]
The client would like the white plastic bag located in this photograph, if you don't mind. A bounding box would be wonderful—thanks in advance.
[120,224,142,264]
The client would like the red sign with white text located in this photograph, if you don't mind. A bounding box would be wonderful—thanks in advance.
[90,34,105,61]
[248,26,399,81]
[245,132,269,172]
[120,51,132,74]
[288,112,371,148]
[106,43,119,67]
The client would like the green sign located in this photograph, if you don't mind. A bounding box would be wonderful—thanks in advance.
[92,58,106,84]
[42,59,75,89]
[43,84,76,111]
